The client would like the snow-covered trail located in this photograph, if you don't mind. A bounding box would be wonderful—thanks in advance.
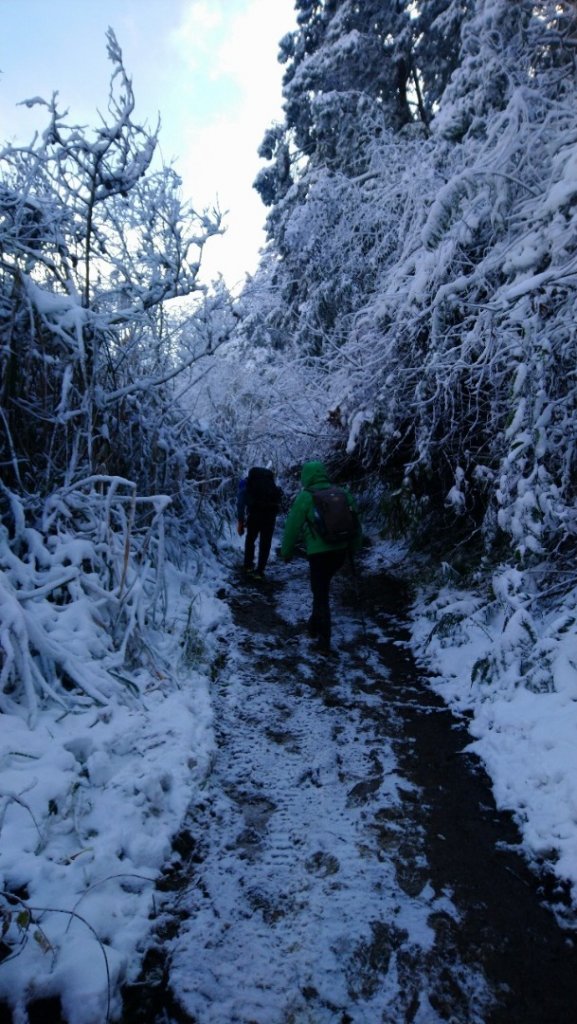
[123,551,577,1024]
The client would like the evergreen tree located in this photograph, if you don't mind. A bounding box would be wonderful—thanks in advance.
[255,0,474,210]
[250,1,479,360]
[414,1,475,121]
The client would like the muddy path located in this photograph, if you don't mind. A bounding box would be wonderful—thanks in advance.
[122,553,577,1024]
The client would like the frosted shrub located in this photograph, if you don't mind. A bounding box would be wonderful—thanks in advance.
[0,477,171,726]
[420,565,569,696]
[467,567,568,694]
[0,32,235,727]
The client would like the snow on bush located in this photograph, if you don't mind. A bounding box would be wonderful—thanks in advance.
[0,472,228,1021]
[411,566,577,911]
[0,477,172,726]
[0,562,221,1023]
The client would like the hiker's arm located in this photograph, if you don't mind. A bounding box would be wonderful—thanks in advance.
[237,480,247,520]
[237,479,247,533]
[281,493,309,558]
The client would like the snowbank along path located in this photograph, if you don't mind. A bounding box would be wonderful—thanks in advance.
[123,545,577,1024]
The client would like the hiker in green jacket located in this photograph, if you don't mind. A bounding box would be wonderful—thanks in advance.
[281,460,362,652]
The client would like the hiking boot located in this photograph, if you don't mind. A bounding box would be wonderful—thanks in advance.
[252,571,265,581]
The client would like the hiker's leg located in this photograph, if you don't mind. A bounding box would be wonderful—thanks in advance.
[326,548,347,581]
[308,554,332,640]
[256,513,276,573]
[244,514,258,570]
[309,549,347,643]
[321,549,347,639]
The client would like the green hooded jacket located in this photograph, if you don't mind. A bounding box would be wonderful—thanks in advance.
[281,460,362,558]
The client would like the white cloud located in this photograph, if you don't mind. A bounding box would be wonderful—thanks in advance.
[215,0,287,97]
[172,0,294,287]
[169,1,224,73]
[178,108,268,289]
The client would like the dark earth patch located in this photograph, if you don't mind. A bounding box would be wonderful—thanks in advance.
[344,567,577,1023]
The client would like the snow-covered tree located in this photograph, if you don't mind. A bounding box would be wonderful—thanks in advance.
[256,0,474,208]
[246,0,577,570]
[1,30,224,498]
[251,1,478,364]
[0,32,233,722]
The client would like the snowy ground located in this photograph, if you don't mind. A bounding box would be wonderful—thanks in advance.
[0,560,225,1024]
[142,556,494,1024]
[127,544,577,1023]
[1,538,576,1023]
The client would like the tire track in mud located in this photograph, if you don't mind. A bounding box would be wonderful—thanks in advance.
[122,554,577,1024]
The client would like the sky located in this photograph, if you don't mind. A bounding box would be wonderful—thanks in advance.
[0,0,296,289]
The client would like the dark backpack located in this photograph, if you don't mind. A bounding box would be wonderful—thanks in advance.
[308,486,358,545]
[246,467,281,511]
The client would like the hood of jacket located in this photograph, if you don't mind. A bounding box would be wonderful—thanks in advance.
[300,460,330,489]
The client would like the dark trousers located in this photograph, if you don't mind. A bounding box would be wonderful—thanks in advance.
[244,510,277,572]
[307,548,348,641]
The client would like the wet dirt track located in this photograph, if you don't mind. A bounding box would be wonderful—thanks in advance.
[122,555,577,1024]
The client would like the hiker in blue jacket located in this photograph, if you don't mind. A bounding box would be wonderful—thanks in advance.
[237,467,282,579]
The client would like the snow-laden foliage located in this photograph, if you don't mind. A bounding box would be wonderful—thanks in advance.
[0,33,239,1015]
[259,0,472,198]
[0,477,171,727]
[249,0,577,569]
[0,32,234,721]
[421,563,577,696]
[186,326,342,490]
[0,551,221,1024]
[411,561,577,899]
[1,30,223,498]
